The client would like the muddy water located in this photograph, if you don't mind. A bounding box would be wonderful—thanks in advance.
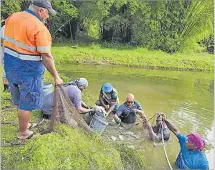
[61,65,214,169]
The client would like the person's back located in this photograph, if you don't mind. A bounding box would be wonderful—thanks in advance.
[64,85,82,108]
[176,133,208,169]
[4,10,50,78]
[42,85,82,116]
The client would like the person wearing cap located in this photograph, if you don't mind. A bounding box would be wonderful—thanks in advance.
[3,0,63,140]
[42,78,93,117]
[161,115,208,169]
[95,83,119,116]
[151,113,170,142]
[140,112,170,142]
[113,93,145,125]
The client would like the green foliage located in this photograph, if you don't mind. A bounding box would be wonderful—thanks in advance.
[179,0,214,52]
[200,35,214,54]
[78,2,101,39]
[50,0,78,39]
[1,0,214,52]
[1,0,23,19]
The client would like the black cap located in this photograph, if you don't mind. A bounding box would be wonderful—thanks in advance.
[32,0,57,15]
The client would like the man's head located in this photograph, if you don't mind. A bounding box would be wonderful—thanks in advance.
[102,83,113,93]
[186,133,206,152]
[126,93,135,108]
[75,78,88,91]
[29,0,56,22]
[156,115,162,126]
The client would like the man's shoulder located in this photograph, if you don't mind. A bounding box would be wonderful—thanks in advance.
[118,102,127,110]
[177,132,187,143]
[134,101,142,107]
[113,88,118,93]
[67,85,80,92]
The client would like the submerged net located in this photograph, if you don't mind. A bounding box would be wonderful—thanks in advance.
[42,85,92,134]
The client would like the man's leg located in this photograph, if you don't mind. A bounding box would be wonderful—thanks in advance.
[3,70,9,92]
[17,109,32,139]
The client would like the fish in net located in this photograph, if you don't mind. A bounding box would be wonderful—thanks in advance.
[42,85,93,134]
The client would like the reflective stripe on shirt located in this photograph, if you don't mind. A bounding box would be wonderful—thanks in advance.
[37,45,51,53]
[4,47,41,61]
[4,35,36,52]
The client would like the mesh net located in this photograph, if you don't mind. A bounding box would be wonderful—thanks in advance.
[42,85,92,134]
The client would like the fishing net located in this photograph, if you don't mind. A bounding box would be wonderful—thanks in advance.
[42,85,92,134]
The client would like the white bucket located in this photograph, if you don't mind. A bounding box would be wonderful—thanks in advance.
[90,113,108,135]
[43,82,53,97]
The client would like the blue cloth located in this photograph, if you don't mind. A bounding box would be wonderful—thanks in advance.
[4,9,45,111]
[42,85,82,115]
[25,9,43,22]
[116,101,143,124]
[116,101,143,117]
[4,50,45,111]
[176,133,209,169]
[8,76,43,111]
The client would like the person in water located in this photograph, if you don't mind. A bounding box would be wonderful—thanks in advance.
[141,112,170,142]
[113,93,145,125]
[161,114,209,169]
[152,113,170,142]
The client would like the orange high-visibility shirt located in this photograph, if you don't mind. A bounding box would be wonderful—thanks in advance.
[4,10,52,61]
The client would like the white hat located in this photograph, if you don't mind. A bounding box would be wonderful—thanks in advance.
[75,78,88,88]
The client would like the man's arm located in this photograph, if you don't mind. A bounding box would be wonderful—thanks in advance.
[106,102,116,114]
[163,117,180,136]
[81,101,89,109]
[41,52,63,85]
[142,114,157,141]
[135,102,145,118]
[136,109,145,118]
[113,106,123,124]
[77,106,92,114]
[99,95,109,109]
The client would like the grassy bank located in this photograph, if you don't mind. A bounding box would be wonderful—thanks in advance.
[1,80,148,170]
[52,44,214,71]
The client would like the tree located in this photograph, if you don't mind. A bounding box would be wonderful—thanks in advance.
[178,0,214,52]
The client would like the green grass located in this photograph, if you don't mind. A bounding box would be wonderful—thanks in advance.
[1,75,148,170]
[52,44,214,71]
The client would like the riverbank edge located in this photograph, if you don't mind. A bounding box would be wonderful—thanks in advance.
[1,88,148,170]
[52,45,214,72]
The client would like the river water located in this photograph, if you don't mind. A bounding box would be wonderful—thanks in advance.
[61,65,214,169]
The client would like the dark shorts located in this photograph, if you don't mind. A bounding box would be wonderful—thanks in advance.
[155,128,170,142]
[9,76,43,111]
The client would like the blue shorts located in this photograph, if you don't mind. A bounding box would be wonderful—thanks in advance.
[9,76,43,111]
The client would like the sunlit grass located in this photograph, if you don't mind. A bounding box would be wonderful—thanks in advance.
[52,44,213,71]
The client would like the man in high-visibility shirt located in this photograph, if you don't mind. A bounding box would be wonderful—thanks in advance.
[4,0,63,140]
